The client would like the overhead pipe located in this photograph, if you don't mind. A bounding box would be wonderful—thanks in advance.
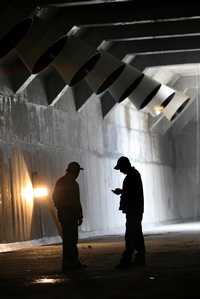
[108,63,161,110]
[163,92,190,121]
[108,64,144,103]
[16,13,69,74]
[52,36,101,86]
[0,0,35,58]
[16,12,100,83]
[85,51,125,95]
[142,84,175,116]
[16,10,73,74]
[127,74,161,110]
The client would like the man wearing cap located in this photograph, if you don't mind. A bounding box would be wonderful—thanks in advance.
[52,161,85,271]
[112,156,146,269]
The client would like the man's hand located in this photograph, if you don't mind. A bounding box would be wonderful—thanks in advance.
[78,217,83,226]
[112,188,122,195]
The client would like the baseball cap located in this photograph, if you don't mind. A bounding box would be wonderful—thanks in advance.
[114,156,130,170]
[66,161,84,172]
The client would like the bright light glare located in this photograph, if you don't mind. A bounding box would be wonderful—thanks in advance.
[154,105,164,115]
[33,277,67,284]
[33,187,48,198]
[22,186,49,200]
[21,186,34,203]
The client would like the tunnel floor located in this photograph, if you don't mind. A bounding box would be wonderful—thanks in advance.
[0,231,200,299]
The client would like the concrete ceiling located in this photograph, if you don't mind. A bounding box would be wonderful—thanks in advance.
[2,0,200,132]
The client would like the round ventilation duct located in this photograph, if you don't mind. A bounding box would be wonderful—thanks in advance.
[0,2,35,58]
[16,13,73,74]
[163,92,190,121]
[128,75,161,109]
[85,51,125,94]
[142,84,175,116]
[32,35,68,74]
[52,37,101,86]
[108,64,144,103]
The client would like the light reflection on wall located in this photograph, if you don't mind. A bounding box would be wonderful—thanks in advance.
[33,277,68,284]
[22,186,49,202]
[21,185,34,204]
[11,148,34,240]
[33,187,48,198]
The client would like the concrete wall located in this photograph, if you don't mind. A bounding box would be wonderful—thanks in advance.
[0,70,178,242]
[168,78,200,222]
[172,119,200,221]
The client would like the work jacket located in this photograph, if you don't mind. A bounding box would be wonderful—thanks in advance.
[119,167,144,215]
[52,173,83,220]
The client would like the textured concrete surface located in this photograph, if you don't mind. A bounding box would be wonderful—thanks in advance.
[0,231,200,299]
[0,63,199,244]
[0,77,177,242]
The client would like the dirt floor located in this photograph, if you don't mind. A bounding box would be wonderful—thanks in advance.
[0,231,200,299]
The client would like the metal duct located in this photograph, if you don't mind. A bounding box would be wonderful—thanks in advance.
[16,12,72,74]
[85,51,125,94]
[108,64,143,103]
[142,84,175,116]
[0,1,35,58]
[128,74,161,110]
[0,52,35,94]
[163,92,190,121]
[32,35,68,74]
[52,36,101,86]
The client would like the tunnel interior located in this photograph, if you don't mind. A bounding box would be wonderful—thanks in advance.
[0,2,199,250]
[0,61,199,247]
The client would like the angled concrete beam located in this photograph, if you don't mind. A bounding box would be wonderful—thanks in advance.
[170,97,196,136]
[81,18,200,41]
[0,51,35,94]
[108,36,200,59]
[100,57,182,119]
[39,67,66,105]
[37,67,93,108]
[149,87,196,135]
[71,79,93,111]
[168,88,199,135]
[100,91,117,118]
[130,51,200,71]
[36,1,200,26]
[64,31,103,111]
[149,114,170,134]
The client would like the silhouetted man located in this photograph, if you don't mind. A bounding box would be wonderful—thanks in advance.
[52,161,86,272]
[112,156,146,269]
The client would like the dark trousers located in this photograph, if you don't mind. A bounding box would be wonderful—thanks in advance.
[121,213,145,263]
[59,215,79,268]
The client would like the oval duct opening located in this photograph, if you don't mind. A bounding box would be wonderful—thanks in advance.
[69,52,101,87]
[0,18,33,58]
[161,92,175,109]
[96,64,125,95]
[33,36,68,74]
[170,98,190,121]
[118,74,144,103]
[139,84,161,109]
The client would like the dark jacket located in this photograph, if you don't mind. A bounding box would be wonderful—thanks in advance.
[119,167,144,214]
[52,173,83,220]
